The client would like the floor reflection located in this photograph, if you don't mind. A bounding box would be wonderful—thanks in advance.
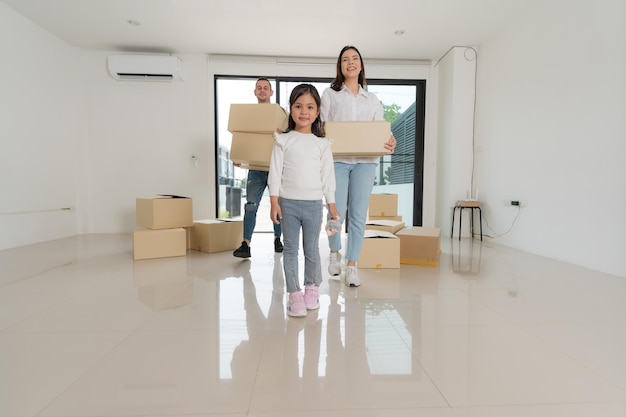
[451,238,482,276]
[133,256,193,310]
[1,233,625,417]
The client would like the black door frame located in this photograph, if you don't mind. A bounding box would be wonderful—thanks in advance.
[214,75,426,226]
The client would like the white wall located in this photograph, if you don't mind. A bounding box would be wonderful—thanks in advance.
[474,0,626,277]
[434,47,477,236]
[84,52,211,233]
[0,2,84,251]
[1,1,212,247]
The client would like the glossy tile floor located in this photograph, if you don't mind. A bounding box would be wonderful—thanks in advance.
[1,233,626,417]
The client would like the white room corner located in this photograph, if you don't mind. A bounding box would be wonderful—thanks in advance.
[472,0,626,277]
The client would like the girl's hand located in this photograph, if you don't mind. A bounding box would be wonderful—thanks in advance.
[385,134,396,154]
[270,203,282,225]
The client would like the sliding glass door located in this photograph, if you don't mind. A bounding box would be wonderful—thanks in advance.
[368,80,426,226]
[214,77,276,231]
[215,76,425,229]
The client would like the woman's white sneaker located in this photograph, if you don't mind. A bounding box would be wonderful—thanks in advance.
[328,252,342,276]
[345,265,361,287]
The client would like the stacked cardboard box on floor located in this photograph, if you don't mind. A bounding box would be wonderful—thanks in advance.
[368,193,400,219]
[359,193,401,269]
[133,195,193,260]
[190,219,243,254]
[360,193,441,268]
[228,103,288,171]
[396,226,441,266]
[359,230,400,269]
[365,219,405,234]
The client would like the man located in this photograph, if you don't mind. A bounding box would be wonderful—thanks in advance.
[233,78,284,258]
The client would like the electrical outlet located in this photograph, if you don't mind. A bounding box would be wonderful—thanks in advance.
[504,200,527,207]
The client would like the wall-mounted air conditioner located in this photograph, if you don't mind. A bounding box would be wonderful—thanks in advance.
[107,55,183,81]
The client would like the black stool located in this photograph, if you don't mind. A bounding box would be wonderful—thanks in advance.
[451,201,483,241]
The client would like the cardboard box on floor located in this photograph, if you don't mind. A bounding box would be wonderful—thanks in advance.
[229,132,273,171]
[396,226,441,266]
[190,219,243,253]
[228,103,288,134]
[324,121,390,156]
[133,228,187,260]
[368,215,403,222]
[368,193,398,217]
[184,227,192,249]
[358,230,400,269]
[365,219,405,234]
[136,195,193,229]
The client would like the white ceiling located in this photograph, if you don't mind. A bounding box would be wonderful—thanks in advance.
[3,0,541,61]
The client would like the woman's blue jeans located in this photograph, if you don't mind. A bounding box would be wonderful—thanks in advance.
[328,162,376,263]
[243,169,281,241]
[279,198,323,294]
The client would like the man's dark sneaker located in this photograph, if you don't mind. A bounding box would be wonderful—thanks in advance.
[233,241,251,258]
[274,238,284,253]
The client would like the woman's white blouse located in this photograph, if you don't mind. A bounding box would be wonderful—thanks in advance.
[320,84,385,164]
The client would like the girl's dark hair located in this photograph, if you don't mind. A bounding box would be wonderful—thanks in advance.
[286,84,325,137]
[330,45,366,91]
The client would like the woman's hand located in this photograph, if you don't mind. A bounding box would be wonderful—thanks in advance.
[328,203,340,222]
[385,134,396,154]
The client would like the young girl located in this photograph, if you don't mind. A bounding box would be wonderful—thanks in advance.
[268,84,340,317]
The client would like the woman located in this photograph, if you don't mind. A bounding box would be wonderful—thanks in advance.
[320,45,397,287]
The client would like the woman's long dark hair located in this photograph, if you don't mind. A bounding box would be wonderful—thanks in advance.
[330,45,367,91]
[286,84,325,137]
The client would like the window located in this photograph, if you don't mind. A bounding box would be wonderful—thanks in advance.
[215,76,425,228]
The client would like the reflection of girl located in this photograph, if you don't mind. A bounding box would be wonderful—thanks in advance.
[321,45,397,287]
[269,84,339,317]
